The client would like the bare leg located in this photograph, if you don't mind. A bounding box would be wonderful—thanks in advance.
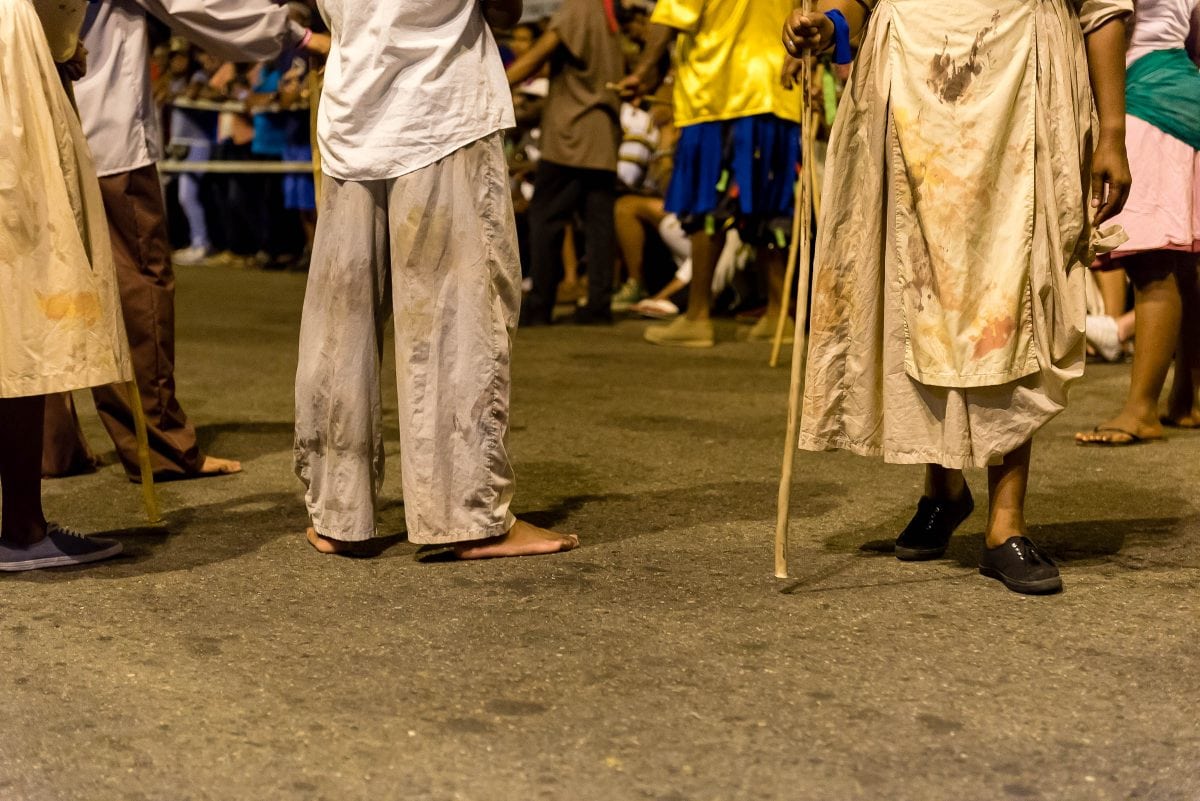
[985,440,1030,548]
[684,230,724,322]
[1096,267,1128,317]
[650,277,688,302]
[1166,257,1200,426]
[0,396,49,547]
[615,195,666,287]
[1115,310,1137,343]
[925,464,968,502]
[615,197,647,285]
[762,247,787,321]
[561,223,579,300]
[1077,252,1185,444]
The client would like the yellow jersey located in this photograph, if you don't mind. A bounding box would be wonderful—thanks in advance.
[651,0,801,127]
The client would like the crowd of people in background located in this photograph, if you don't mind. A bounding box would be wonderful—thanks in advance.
[160,0,827,329]
[155,1,319,270]
[155,0,1199,434]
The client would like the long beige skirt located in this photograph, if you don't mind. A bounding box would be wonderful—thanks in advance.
[798,0,1120,468]
[0,0,131,398]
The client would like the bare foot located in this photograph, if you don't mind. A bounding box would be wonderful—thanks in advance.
[199,456,242,476]
[453,519,579,560]
[1162,391,1200,428]
[1075,413,1163,446]
[306,527,370,555]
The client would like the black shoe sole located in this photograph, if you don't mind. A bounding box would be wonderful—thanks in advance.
[895,543,949,561]
[979,565,1063,595]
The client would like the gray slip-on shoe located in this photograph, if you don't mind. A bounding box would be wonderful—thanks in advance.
[0,524,122,572]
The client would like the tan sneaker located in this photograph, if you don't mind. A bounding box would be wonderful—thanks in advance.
[747,314,794,344]
[644,316,715,348]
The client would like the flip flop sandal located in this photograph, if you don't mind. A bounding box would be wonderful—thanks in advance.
[1075,425,1160,447]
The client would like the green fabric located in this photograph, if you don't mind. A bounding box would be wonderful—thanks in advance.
[1125,49,1200,151]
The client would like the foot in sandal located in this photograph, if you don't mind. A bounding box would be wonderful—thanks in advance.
[454,520,579,560]
[1075,413,1163,446]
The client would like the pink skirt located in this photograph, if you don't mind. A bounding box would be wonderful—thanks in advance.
[1105,114,1200,260]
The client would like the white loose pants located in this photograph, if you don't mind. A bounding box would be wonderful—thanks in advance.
[294,134,521,544]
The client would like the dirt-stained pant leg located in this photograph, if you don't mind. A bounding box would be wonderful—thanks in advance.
[387,134,521,544]
[294,178,391,541]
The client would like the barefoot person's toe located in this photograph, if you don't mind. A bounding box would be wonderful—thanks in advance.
[199,455,242,476]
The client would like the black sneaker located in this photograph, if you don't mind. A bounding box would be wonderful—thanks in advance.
[979,536,1062,595]
[894,489,975,561]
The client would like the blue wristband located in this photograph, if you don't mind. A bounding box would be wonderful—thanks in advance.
[825,9,853,65]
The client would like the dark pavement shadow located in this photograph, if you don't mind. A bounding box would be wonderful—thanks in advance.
[413,476,845,563]
[842,515,1189,569]
[195,421,294,460]
[7,491,304,583]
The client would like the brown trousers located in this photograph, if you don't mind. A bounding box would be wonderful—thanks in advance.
[43,163,204,479]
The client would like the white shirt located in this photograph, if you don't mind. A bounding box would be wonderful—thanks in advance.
[76,0,304,177]
[1126,0,1200,63]
[315,0,515,181]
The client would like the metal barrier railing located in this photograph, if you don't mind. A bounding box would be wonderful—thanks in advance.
[160,97,315,174]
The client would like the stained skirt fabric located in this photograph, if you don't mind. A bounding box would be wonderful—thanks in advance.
[798,0,1131,468]
[0,0,131,398]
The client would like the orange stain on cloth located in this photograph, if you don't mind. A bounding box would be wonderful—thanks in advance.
[36,291,103,326]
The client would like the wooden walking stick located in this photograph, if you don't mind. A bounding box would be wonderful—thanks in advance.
[126,380,161,524]
[774,16,817,578]
[768,112,821,369]
[768,160,806,369]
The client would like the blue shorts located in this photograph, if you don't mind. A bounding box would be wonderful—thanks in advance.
[282,143,316,212]
[664,114,800,247]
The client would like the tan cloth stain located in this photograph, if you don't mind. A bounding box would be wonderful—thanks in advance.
[36,291,103,325]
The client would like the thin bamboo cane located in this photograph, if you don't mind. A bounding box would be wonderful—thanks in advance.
[810,110,823,218]
[126,380,161,524]
[768,162,805,369]
[774,30,816,579]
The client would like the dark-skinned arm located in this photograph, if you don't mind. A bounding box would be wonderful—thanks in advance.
[1084,16,1131,223]
[482,0,522,31]
[781,1,869,87]
[782,0,869,57]
[616,22,676,99]
[506,28,561,85]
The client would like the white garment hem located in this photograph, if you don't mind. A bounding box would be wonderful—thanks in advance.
[93,156,157,180]
[318,123,510,183]
[310,519,377,543]
[796,433,1025,470]
[0,366,131,400]
[407,511,517,546]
